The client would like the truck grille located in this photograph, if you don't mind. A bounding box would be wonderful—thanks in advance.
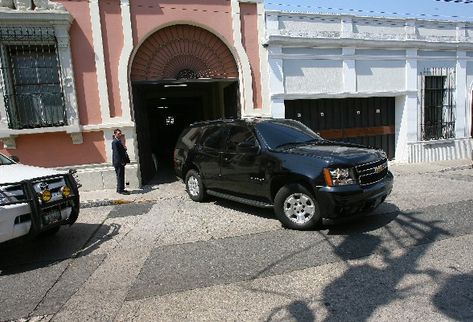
[1,176,68,204]
[355,158,388,186]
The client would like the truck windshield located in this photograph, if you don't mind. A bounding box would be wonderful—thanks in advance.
[255,119,323,150]
[0,154,15,165]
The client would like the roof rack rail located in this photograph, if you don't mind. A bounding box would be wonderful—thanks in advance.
[190,117,246,126]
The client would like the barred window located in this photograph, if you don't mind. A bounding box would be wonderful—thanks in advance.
[420,68,455,140]
[0,28,66,129]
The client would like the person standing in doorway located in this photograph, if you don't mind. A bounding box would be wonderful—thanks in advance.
[112,128,129,194]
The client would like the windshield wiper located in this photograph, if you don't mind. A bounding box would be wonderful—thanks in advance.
[276,139,328,149]
[306,139,334,145]
[303,139,323,144]
[275,142,302,149]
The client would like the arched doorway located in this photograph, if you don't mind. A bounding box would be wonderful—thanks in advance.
[130,25,240,184]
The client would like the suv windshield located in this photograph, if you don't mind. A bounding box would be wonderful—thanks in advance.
[255,119,323,149]
[0,154,14,165]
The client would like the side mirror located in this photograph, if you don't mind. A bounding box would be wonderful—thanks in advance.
[10,155,19,163]
[236,142,260,154]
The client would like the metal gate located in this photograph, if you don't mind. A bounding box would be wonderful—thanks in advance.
[285,97,395,159]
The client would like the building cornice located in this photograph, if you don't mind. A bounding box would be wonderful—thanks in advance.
[265,10,473,48]
[265,10,473,25]
[0,10,72,25]
[265,36,473,51]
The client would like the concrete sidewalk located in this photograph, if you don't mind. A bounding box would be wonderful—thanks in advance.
[78,158,472,209]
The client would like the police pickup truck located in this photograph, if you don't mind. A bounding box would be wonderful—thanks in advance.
[0,153,80,243]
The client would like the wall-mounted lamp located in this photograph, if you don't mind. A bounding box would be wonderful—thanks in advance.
[164,84,188,88]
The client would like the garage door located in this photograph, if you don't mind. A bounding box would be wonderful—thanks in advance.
[285,97,395,159]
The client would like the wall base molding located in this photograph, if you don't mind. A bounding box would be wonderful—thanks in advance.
[408,138,473,163]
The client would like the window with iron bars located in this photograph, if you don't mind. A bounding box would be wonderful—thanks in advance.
[0,27,66,129]
[420,68,455,140]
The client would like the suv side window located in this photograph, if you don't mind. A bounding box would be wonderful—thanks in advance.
[226,125,257,152]
[201,125,228,150]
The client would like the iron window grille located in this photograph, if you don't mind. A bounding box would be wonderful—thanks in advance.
[0,27,67,129]
[420,67,455,140]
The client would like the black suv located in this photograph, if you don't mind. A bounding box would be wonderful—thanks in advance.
[174,118,393,230]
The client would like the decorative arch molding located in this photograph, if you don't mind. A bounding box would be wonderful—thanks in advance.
[131,25,238,81]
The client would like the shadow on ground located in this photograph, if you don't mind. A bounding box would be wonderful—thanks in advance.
[433,271,473,320]
[251,202,471,322]
[0,222,120,275]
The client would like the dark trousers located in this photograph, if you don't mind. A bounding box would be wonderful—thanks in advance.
[114,164,125,192]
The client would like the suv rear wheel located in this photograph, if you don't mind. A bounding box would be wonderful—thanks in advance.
[274,184,321,230]
[185,169,206,202]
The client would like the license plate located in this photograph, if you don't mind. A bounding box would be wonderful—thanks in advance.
[44,209,61,224]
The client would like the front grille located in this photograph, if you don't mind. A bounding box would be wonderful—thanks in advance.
[1,175,70,205]
[32,177,64,194]
[31,176,70,205]
[356,158,388,186]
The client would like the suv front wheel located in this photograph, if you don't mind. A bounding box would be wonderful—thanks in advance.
[185,169,206,202]
[274,184,321,230]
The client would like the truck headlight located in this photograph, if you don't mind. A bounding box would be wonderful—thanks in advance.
[324,168,356,186]
[0,192,13,205]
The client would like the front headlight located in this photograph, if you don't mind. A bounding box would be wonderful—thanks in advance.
[0,192,13,205]
[324,167,356,186]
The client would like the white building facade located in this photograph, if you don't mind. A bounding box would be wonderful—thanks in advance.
[264,10,473,163]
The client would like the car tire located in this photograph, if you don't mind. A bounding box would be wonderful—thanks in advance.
[185,169,206,202]
[274,184,321,230]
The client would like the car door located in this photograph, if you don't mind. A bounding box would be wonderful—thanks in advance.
[194,125,228,189]
[220,124,268,198]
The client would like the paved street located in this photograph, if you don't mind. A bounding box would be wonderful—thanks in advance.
[1,161,472,321]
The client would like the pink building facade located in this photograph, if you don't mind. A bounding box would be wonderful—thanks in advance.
[0,0,268,190]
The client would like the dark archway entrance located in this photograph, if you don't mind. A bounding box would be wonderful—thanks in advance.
[130,25,240,185]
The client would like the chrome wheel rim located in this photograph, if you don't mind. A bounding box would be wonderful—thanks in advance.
[187,176,200,197]
[283,193,316,224]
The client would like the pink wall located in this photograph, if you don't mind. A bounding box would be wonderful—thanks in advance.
[128,0,264,109]
[0,1,265,169]
[100,1,124,118]
[60,0,102,125]
[0,1,107,168]
[130,0,234,55]
[240,3,262,109]
[0,132,106,167]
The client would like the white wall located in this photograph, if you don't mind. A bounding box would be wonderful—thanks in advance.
[284,60,343,94]
[356,60,405,92]
[266,11,473,163]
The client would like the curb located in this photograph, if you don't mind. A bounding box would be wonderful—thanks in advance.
[80,197,157,209]
[80,198,133,209]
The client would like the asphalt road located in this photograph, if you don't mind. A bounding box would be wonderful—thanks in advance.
[0,165,472,321]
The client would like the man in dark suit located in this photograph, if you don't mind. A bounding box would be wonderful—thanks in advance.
[112,128,129,194]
